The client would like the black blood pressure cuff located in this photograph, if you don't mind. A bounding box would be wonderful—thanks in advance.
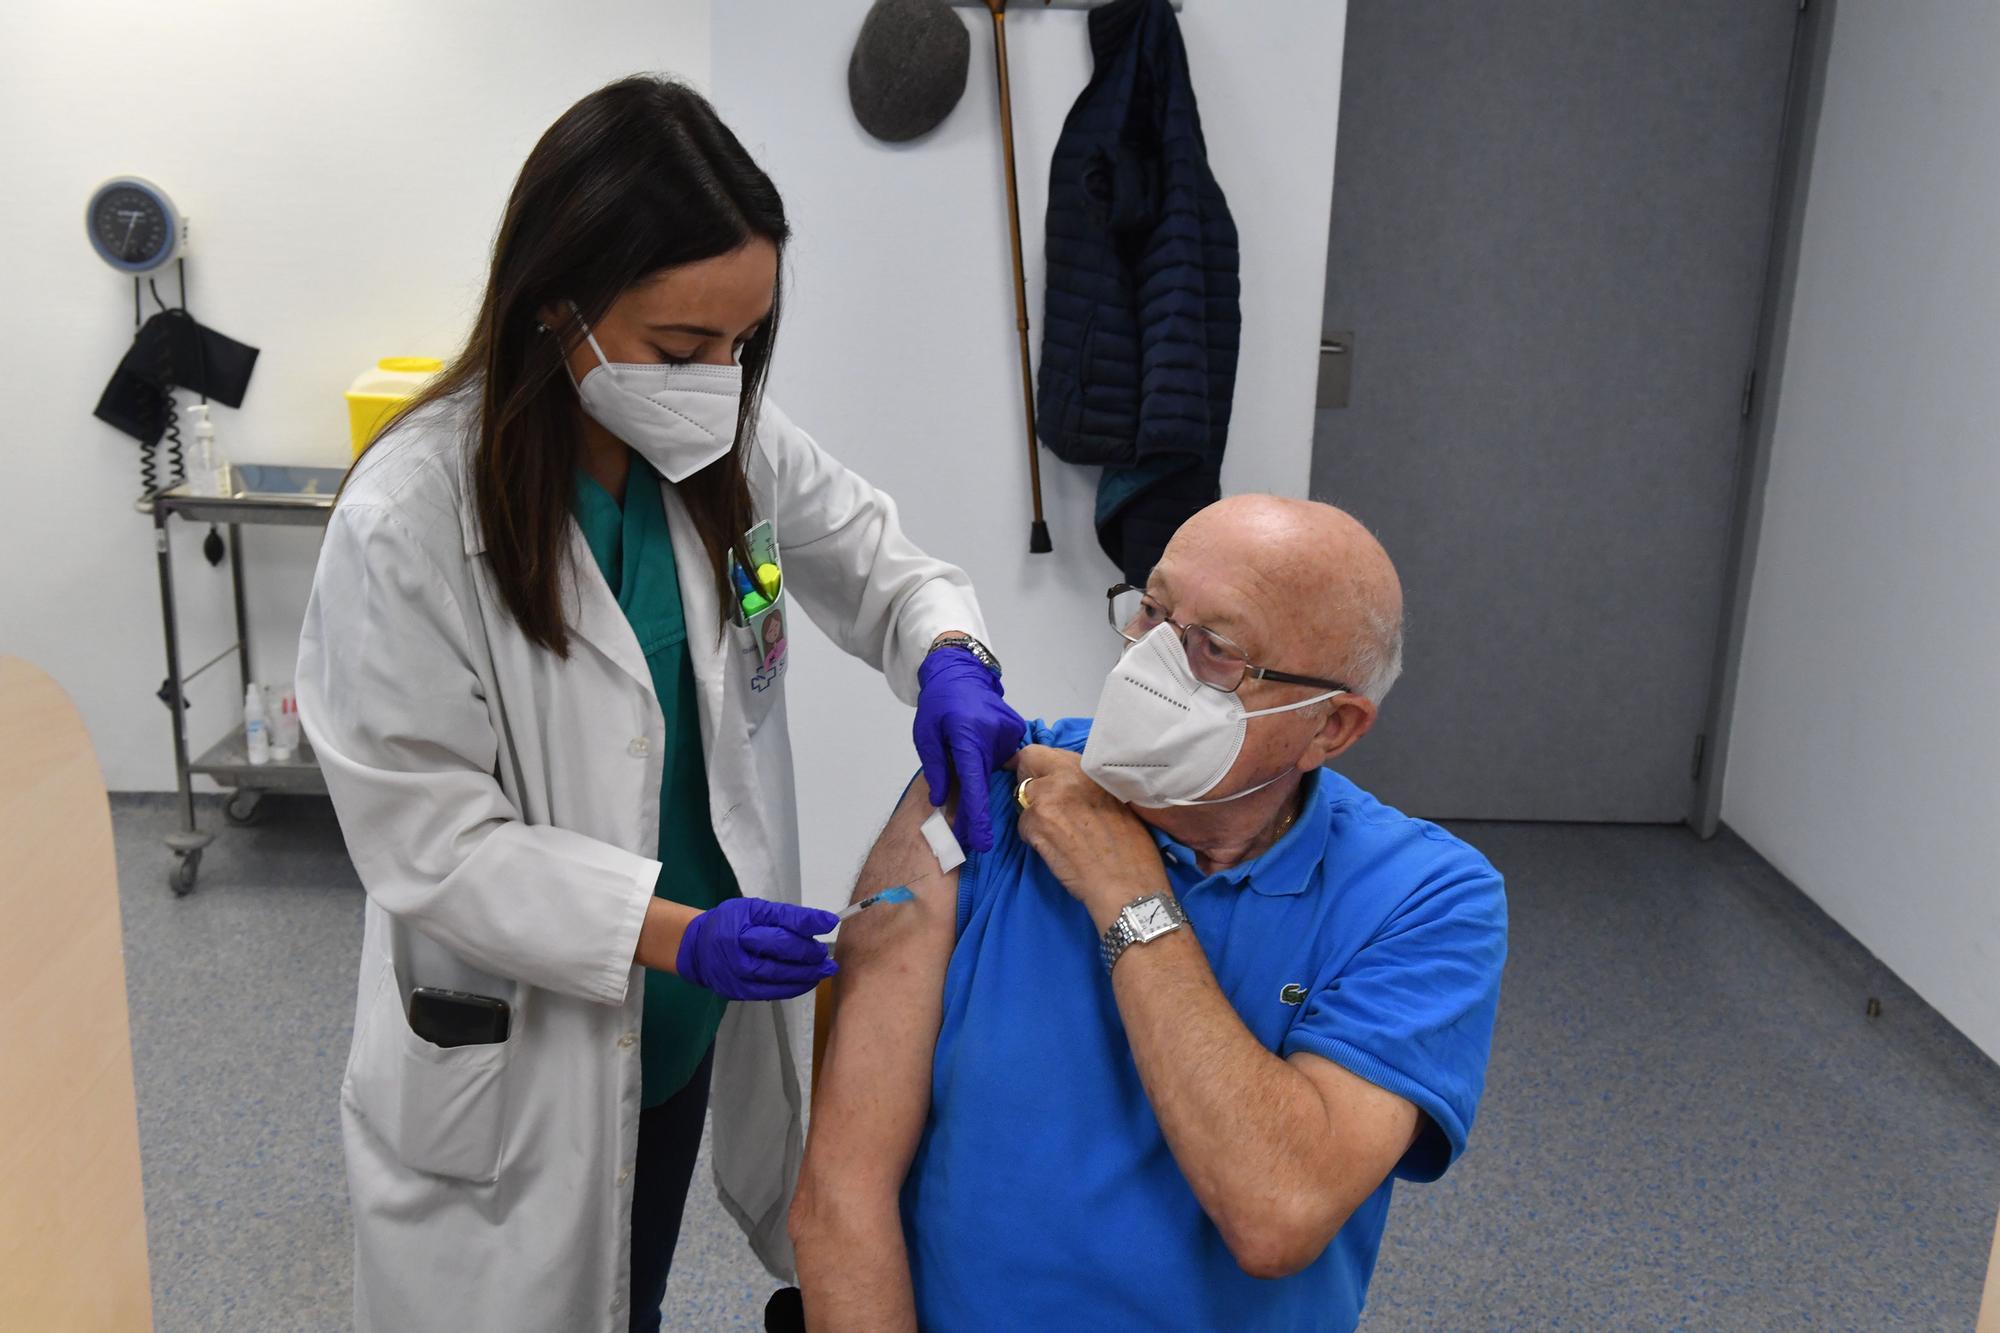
[93,359,170,445]
[94,309,260,444]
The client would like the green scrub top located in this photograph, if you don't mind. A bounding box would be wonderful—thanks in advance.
[573,462,740,1108]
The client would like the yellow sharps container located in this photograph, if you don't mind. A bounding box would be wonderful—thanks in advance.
[345,358,445,456]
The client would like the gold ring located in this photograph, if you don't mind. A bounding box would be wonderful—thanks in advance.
[1015,776,1037,810]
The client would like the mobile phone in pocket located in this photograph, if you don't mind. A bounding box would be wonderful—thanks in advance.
[407,987,511,1048]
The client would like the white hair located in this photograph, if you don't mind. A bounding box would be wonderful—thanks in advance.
[1345,603,1405,704]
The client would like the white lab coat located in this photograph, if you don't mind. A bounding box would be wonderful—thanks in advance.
[297,390,982,1332]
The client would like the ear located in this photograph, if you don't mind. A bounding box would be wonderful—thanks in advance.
[536,300,575,334]
[1298,694,1377,770]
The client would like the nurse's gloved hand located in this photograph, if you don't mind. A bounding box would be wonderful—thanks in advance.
[675,897,840,1002]
[914,647,1027,853]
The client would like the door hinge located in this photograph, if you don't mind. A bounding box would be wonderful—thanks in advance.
[1691,732,1709,782]
[1740,367,1757,420]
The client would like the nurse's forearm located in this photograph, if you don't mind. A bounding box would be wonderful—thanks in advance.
[634,898,698,973]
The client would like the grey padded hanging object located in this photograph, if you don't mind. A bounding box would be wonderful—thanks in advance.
[848,0,971,143]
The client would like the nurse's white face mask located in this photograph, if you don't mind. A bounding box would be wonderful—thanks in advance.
[568,308,742,483]
[1081,622,1343,808]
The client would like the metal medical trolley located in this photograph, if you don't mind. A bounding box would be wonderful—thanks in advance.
[151,465,344,894]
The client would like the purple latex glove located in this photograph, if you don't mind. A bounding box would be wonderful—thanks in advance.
[914,647,1028,853]
[675,897,840,1001]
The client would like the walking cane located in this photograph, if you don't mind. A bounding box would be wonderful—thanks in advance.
[979,0,1054,553]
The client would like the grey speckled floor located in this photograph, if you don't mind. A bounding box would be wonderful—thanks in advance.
[113,794,772,1332]
[1363,822,2000,1331]
[113,799,2000,1330]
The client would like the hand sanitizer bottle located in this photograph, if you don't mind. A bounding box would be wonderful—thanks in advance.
[190,403,230,497]
[245,684,271,765]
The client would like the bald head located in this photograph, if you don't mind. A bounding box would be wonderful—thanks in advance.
[1153,495,1404,702]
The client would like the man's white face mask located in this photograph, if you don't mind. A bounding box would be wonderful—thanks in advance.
[568,308,742,482]
[1081,622,1344,808]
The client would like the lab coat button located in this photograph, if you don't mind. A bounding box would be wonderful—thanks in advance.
[628,736,650,757]
[616,1168,631,1186]
[617,1031,636,1049]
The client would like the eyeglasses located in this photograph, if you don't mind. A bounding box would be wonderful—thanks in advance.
[1105,584,1353,696]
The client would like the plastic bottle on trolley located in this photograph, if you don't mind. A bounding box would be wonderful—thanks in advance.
[244,684,271,765]
[189,402,231,498]
[270,690,299,762]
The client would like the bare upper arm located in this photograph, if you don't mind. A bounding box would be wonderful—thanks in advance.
[800,777,961,1200]
[1285,1049,1423,1222]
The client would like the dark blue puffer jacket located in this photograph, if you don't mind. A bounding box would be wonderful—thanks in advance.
[1036,0,1240,582]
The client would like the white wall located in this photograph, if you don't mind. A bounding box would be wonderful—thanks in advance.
[1724,2,2000,1062]
[710,1,1347,907]
[0,0,1345,882]
[0,0,710,790]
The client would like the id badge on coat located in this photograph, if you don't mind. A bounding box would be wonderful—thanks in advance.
[732,519,788,697]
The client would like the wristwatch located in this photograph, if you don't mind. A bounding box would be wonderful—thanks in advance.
[1100,892,1189,975]
[930,633,1002,678]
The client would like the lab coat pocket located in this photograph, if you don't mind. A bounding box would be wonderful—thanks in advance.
[731,585,789,733]
[391,1017,512,1183]
[345,952,513,1184]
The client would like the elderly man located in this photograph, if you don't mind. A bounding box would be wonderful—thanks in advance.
[791,497,1507,1331]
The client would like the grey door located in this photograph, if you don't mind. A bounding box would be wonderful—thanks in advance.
[1314,1,1799,822]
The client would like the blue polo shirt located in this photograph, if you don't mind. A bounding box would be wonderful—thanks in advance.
[900,718,1507,1332]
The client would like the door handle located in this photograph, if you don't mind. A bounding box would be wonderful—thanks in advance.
[1318,333,1353,409]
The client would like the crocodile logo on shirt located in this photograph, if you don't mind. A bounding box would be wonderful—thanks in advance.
[1279,983,1307,1006]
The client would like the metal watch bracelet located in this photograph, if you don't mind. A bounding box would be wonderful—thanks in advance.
[930,633,1002,678]
[1100,892,1189,975]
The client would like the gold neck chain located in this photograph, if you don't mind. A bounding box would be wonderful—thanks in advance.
[1257,792,1301,855]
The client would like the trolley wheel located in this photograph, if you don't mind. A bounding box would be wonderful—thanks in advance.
[223,788,266,826]
[170,849,202,896]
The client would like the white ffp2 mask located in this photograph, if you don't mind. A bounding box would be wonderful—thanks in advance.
[1081,623,1343,807]
[570,318,742,482]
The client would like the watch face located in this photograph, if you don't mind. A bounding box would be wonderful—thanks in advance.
[1133,897,1176,937]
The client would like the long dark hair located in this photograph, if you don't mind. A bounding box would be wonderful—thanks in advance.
[373,76,788,654]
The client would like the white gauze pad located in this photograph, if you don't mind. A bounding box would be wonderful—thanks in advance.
[920,809,966,875]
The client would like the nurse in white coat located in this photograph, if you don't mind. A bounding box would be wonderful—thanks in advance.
[298,78,1024,1332]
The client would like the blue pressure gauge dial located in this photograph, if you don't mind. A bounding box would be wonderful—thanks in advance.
[86,176,185,274]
